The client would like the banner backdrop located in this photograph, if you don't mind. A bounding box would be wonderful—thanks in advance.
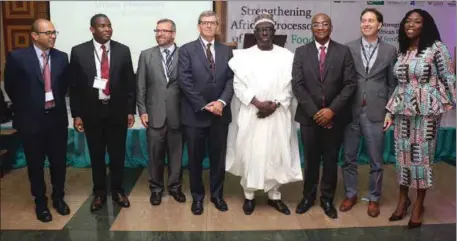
[227,1,456,59]
[226,0,456,127]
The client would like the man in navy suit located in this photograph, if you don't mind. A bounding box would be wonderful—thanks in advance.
[178,10,234,215]
[4,19,70,222]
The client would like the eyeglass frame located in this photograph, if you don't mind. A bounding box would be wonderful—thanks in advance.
[35,31,59,36]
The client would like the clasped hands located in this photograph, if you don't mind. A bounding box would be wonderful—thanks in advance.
[205,101,224,116]
[251,98,279,119]
[313,108,334,129]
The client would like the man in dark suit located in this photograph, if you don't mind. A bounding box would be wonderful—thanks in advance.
[292,13,356,219]
[136,19,186,206]
[69,14,135,212]
[340,8,397,218]
[4,19,70,222]
[178,10,234,215]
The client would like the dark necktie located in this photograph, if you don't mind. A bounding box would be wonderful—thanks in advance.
[42,52,54,109]
[164,49,172,77]
[319,46,326,81]
[101,45,110,95]
[206,43,215,72]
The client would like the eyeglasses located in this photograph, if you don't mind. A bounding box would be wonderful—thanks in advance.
[199,21,217,26]
[36,31,59,36]
[154,29,174,34]
[255,27,274,33]
[312,22,330,28]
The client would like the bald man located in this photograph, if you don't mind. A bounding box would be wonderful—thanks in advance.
[4,19,71,222]
[292,13,356,219]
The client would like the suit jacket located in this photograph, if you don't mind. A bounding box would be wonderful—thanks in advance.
[4,45,69,133]
[136,45,180,129]
[178,38,234,128]
[69,40,135,125]
[346,38,397,121]
[292,40,356,126]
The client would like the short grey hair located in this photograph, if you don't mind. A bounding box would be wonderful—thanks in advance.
[157,18,176,32]
[198,10,219,24]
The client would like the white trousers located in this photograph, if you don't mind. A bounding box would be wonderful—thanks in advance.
[243,185,281,200]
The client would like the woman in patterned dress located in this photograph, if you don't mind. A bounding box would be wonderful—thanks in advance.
[386,9,456,229]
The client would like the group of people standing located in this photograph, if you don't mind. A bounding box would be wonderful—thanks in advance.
[3,7,455,231]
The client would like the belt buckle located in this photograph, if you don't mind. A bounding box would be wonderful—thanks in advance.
[101,99,109,104]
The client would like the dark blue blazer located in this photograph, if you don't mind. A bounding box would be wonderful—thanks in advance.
[4,45,69,133]
[178,38,234,128]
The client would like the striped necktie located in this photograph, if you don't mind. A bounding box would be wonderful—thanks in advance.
[164,49,172,76]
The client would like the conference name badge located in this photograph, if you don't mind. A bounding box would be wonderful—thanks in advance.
[45,91,54,101]
[93,77,108,90]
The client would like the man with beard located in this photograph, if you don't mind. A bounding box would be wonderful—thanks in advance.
[226,13,302,215]
[292,13,356,219]
[4,19,70,222]
[136,19,186,206]
[69,13,135,212]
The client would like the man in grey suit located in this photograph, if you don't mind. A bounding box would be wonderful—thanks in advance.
[339,8,397,217]
[136,19,186,206]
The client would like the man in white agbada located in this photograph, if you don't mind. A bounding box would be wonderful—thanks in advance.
[226,13,302,215]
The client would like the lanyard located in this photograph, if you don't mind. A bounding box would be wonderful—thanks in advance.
[94,47,110,67]
[361,39,379,74]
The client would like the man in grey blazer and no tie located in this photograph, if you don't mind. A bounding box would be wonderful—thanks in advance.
[136,19,186,205]
[340,8,397,217]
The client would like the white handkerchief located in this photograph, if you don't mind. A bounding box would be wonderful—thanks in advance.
[45,91,54,101]
[93,77,107,90]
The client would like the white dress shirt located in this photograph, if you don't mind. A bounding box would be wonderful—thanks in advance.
[93,39,111,100]
[200,37,215,60]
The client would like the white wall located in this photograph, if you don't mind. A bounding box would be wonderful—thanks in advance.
[50,1,213,71]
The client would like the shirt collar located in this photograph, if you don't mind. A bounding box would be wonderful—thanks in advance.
[315,40,330,50]
[361,37,379,48]
[200,37,215,48]
[33,44,50,58]
[159,43,176,54]
[93,39,111,51]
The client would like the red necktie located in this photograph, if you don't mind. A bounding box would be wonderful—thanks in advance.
[101,45,110,95]
[319,46,326,81]
[42,52,54,108]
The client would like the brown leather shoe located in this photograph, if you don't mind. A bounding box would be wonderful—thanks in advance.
[367,201,380,217]
[339,196,357,212]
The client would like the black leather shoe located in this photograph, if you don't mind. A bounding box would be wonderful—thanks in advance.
[169,190,186,203]
[36,205,52,222]
[243,199,255,215]
[90,195,106,212]
[296,198,314,214]
[211,197,228,211]
[268,199,291,215]
[191,201,204,215]
[150,192,162,206]
[321,200,338,219]
[112,192,130,208]
[52,199,70,215]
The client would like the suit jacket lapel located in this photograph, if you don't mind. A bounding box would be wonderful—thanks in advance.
[87,41,97,86]
[195,39,211,73]
[152,47,167,84]
[308,44,320,82]
[109,41,117,81]
[30,46,44,85]
[49,48,58,88]
[352,38,366,78]
[214,42,223,79]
